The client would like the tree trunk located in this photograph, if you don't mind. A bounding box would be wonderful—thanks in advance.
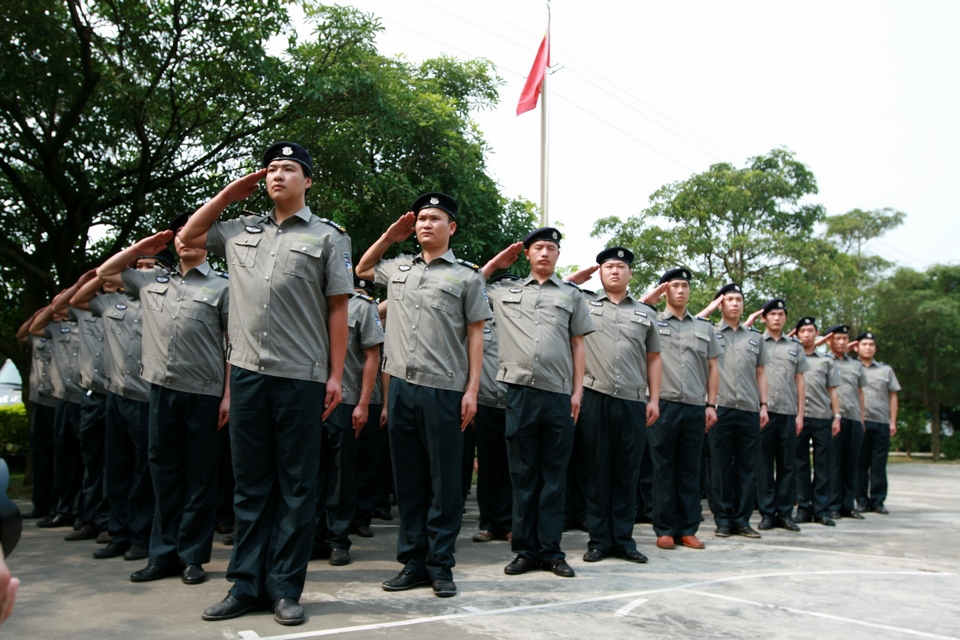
[931,404,942,462]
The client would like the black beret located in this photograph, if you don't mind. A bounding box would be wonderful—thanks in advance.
[137,248,176,270]
[596,246,634,266]
[353,275,375,296]
[856,331,876,343]
[715,283,743,299]
[490,272,522,284]
[262,141,312,176]
[824,324,850,336]
[522,227,562,248]
[412,192,459,220]
[794,316,817,331]
[168,211,192,233]
[762,299,787,315]
[659,267,691,284]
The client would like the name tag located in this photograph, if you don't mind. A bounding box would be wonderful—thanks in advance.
[788,350,797,356]
[510,288,522,293]
[60,327,71,333]
[244,225,262,234]
[749,339,758,346]
[635,310,647,317]
[658,321,669,327]
[115,303,127,310]
[589,300,602,306]
[398,265,411,272]
[156,276,169,283]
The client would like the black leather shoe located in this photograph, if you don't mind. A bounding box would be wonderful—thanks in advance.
[873,505,889,514]
[223,534,234,546]
[757,516,775,531]
[93,540,130,559]
[124,544,149,561]
[382,570,431,591]
[37,514,74,528]
[215,523,234,534]
[64,523,98,541]
[130,563,181,583]
[829,510,842,519]
[353,525,374,538]
[778,517,801,532]
[814,515,836,526]
[842,510,865,520]
[715,525,731,537]
[329,548,351,566]
[504,555,539,575]
[549,558,575,578]
[96,531,113,544]
[432,579,457,597]
[182,564,206,584]
[795,510,814,523]
[615,549,649,564]
[202,594,255,621]
[582,548,604,562]
[273,598,304,626]
[736,526,761,539]
[372,507,393,520]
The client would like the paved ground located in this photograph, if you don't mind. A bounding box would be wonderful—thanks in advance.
[4,462,960,639]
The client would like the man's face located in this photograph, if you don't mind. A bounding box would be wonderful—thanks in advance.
[266,160,311,203]
[858,338,877,360]
[831,333,850,354]
[720,292,744,321]
[174,226,205,261]
[765,309,786,332]
[525,240,560,276]
[136,258,157,271]
[665,279,689,307]
[415,208,455,250]
[599,260,631,292]
[798,325,818,347]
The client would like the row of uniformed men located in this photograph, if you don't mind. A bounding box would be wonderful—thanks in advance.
[17,140,900,628]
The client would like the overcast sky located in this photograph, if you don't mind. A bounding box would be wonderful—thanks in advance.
[317,1,959,286]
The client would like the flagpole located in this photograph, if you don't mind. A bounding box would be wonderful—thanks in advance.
[539,1,551,227]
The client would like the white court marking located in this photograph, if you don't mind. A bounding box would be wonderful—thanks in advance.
[240,570,957,640]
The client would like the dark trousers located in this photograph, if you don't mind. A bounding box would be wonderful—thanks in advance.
[315,402,357,551]
[581,389,645,554]
[388,378,465,581]
[796,417,833,518]
[354,403,383,528]
[505,385,574,563]
[226,369,324,603]
[857,420,891,510]
[462,423,476,503]
[215,424,234,527]
[53,399,84,518]
[636,440,654,521]
[650,400,705,537]
[564,417,588,529]
[147,385,221,567]
[475,404,511,535]
[708,407,760,528]
[104,392,153,547]
[29,403,56,515]
[829,417,863,514]
[78,392,108,530]
[757,412,798,519]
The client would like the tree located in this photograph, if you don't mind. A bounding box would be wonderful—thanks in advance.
[870,264,960,461]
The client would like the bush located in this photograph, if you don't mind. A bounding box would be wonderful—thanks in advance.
[942,432,960,461]
[0,404,29,456]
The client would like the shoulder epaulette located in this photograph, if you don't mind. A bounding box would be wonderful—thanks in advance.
[789,336,801,343]
[695,315,712,322]
[564,280,581,289]
[639,300,657,311]
[749,327,762,333]
[579,288,595,296]
[457,258,480,271]
[218,272,229,279]
[319,218,346,233]
[357,293,374,303]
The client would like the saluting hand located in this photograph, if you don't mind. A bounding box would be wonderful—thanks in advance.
[640,282,669,306]
[221,168,268,203]
[846,340,859,353]
[487,242,524,272]
[135,230,175,257]
[384,212,417,244]
[564,264,599,286]
[698,296,722,318]
[743,309,764,329]
[814,332,833,347]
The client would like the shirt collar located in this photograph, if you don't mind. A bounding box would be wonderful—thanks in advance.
[661,308,694,322]
[266,206,312,225]
[763,330,786,342]
[718,319,743,332]
[597,289,635,304]
[522,272,563,287]
[414,248,456,265]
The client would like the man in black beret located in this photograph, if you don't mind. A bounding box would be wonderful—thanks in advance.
[852,332,901,514]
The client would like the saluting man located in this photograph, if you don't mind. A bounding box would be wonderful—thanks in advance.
[180,141,354,626]
[794,317,842,526]
[355,192,490,598]
[641,268,721,551]
[753,299,809,532]
[852,331,900,514]
[482,228,594,578]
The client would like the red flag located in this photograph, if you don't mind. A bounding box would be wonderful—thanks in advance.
[516,32,550,116]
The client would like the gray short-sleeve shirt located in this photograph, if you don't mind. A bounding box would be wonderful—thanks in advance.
[89,292,150,402]
[71,307,108,394]
[342,293,385,406]
[862,361,901,423]
[123,262,229,397]
[375,250,491,391]
[28,336,58,407]
[45,321,84,403]
[657,310,723,406]
[802,350,841,420]
[581,289,660,401]
[830,353,869,421]
[206,208,354,382]
[487,274,594,395]
[478,318,507,408]
[715,321,770,411]
[762,332,810,416]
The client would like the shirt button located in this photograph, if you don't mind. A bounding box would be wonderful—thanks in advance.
[259,366,265,370]
[278,230,283,234]
[263,304,268,309]
[263,332,268,336]
[270,252,275,256]
[265,276,270,280]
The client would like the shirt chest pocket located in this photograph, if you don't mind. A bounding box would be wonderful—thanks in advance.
[144,283,169,313]
[232,235,262,268]
[658,328,672,348]
[629,316,651,339]
[501,293,523,318]
[551,296,573,324]
[693,332,710,354]
[105,311,126,335]
[430,280,463,315]
[283,239,324,281]
[588,307,604,331]
[391,272,409,301]
[186,290,220,321]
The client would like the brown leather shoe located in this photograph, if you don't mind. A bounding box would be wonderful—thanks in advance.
[656,535,675,550]
[677,535,705,549]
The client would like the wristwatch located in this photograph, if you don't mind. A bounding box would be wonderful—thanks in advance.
[833,413,842,420]
[706,403,718,409]
[759,402,768,408]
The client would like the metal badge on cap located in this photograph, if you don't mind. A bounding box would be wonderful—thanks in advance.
[282,146,293,156]
[617,250,624,257]
[430,197,439,205]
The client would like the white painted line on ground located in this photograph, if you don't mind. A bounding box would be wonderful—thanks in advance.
[680,588,959,640]
[613,598,647,617]
[889,490,960,499]
[757,543,939,563]
[241,570,957,640]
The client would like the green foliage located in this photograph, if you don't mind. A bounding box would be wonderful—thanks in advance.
[0,405,29,456]
[941,432,960,461]
[891,401,931,455]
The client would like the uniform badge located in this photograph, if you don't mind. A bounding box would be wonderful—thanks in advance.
[156,276,169,283]
[509,288,522,293]
[552,231,559,240]
[589,300,602,307]
[244,225,262,234]
[716,334,725,340]
[115,303,127,310]
[282,146,293,156]
[617,249,624,258]
[60,327,71,333]
[635,310,647,317]
[429,196,439,205]
[777,301,784,308]
[483,327,492,334]
[749,339,758,346]
[657,321,669,327]
[398,264,411,272]
[482,287,489,304]
[788,350,797,356]
[374,314,383,330]
[343,252,353,272]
